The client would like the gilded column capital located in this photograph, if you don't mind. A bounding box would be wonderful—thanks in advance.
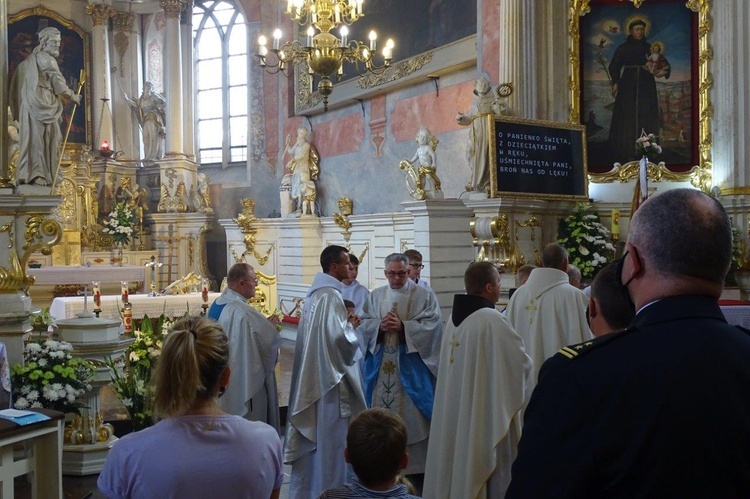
[160,0,184,19]
[112,11,134,32]
[85,3,114,26]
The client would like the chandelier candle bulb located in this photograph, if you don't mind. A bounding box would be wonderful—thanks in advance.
[307,26,314,47]
[340,25,348,46]
[369,30,377,51]
[334,5,341,23]
[357,0,363,16]
[286,0,293,13]
[273,29,282,50]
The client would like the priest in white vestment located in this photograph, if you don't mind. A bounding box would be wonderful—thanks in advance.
[340,253,369,315]
[207,263,282,431]
[284,246,367,499]
[360,253,443,475]
[506,243,591,390]
[424,262,532,499]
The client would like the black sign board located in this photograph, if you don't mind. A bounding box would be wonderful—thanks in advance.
[489,116,588,199]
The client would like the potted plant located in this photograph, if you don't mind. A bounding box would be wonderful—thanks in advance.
[11,339,94,413]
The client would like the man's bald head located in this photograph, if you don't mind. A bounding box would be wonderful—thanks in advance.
[628,189,731,284]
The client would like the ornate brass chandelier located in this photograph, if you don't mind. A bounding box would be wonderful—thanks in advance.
[257,0,394,111]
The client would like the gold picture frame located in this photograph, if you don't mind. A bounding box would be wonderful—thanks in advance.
[568,0,712,191]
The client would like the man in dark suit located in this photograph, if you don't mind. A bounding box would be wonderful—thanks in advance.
[506,188,750,498]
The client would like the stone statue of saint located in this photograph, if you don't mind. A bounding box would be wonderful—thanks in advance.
[9,27,81,186]
[124,82,166,161]
[456,77,502,194]
[283,128,319,217]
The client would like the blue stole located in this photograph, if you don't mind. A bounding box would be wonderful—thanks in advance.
[364,344,436,420]
[207,301,226,321]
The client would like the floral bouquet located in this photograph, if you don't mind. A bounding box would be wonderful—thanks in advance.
[635,131,662,160]
[106,313,173,430]
[102,202,135,246]
[557,204,616,279]
[12,339,94,414]
[28,306,56,334]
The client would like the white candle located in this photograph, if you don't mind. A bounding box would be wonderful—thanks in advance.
[93,281,101,308]
[121,281,129,303]
[340,26,348,47]
[273,29,282,50]
[307,26,315,47]
[369,30,377,51]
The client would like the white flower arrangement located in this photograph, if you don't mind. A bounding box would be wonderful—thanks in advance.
[557,204,616,279]
[102,202,135,245]
[12,339,94,414]
[106,313,173,431]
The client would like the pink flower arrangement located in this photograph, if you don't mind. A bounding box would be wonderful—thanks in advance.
[635,132,663,158]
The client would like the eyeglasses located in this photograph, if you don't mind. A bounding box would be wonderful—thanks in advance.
[385,271,408,278]
[409,263,425,269]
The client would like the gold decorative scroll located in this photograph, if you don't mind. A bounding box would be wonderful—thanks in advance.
[568,0,713,191]
[357,52,433,89]
[588,160,709,190]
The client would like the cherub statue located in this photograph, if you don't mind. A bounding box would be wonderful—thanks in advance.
[399,126,443,200]
[189,172,213,213]
[283,128,319,217]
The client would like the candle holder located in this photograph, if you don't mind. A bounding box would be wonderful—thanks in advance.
[93,281,102,318]
[120,281,130,305]
[201,277,210,316]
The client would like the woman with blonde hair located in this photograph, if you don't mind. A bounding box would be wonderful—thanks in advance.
[98,316,283,498]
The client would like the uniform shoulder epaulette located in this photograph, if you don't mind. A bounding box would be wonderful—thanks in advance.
[556,326,635,360]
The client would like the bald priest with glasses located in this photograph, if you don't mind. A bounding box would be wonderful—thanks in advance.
[360,252,443,476]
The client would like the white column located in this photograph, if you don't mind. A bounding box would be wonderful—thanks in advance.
[0,0,9,184]
[713,1,747,190]
[112,11,138,160]
[161,0,184,156]
[497,0,536,117]
[85,3,114,147]
[181,10,196,159]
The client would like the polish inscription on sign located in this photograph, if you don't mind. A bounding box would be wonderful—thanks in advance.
[490,117,588,199]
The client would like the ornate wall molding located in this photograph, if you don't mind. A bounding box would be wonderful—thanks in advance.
[85,4,114,26]
[160,0,184,20]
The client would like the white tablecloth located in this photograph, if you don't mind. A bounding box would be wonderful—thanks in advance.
[28,266,145,286]
[51,292,221,321]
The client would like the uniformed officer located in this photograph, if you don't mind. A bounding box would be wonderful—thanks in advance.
[506,188,750,497]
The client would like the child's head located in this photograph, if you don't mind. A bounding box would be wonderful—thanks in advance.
[651,41,663,54]
[345,408,409,487]
[343,299,356,314]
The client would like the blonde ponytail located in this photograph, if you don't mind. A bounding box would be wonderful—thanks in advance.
[153,316,229,418]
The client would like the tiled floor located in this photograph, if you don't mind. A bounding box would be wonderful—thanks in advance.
[52,339,297,499]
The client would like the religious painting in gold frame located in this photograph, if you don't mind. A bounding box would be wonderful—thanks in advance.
[568,0,712,191]
[8,5,93,161]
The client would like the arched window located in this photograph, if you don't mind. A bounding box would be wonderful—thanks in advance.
[192,1,247,167]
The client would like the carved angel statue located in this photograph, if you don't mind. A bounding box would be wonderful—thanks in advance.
[283,128,319,217]
[399,126,443,200]
[189,173,213,213]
